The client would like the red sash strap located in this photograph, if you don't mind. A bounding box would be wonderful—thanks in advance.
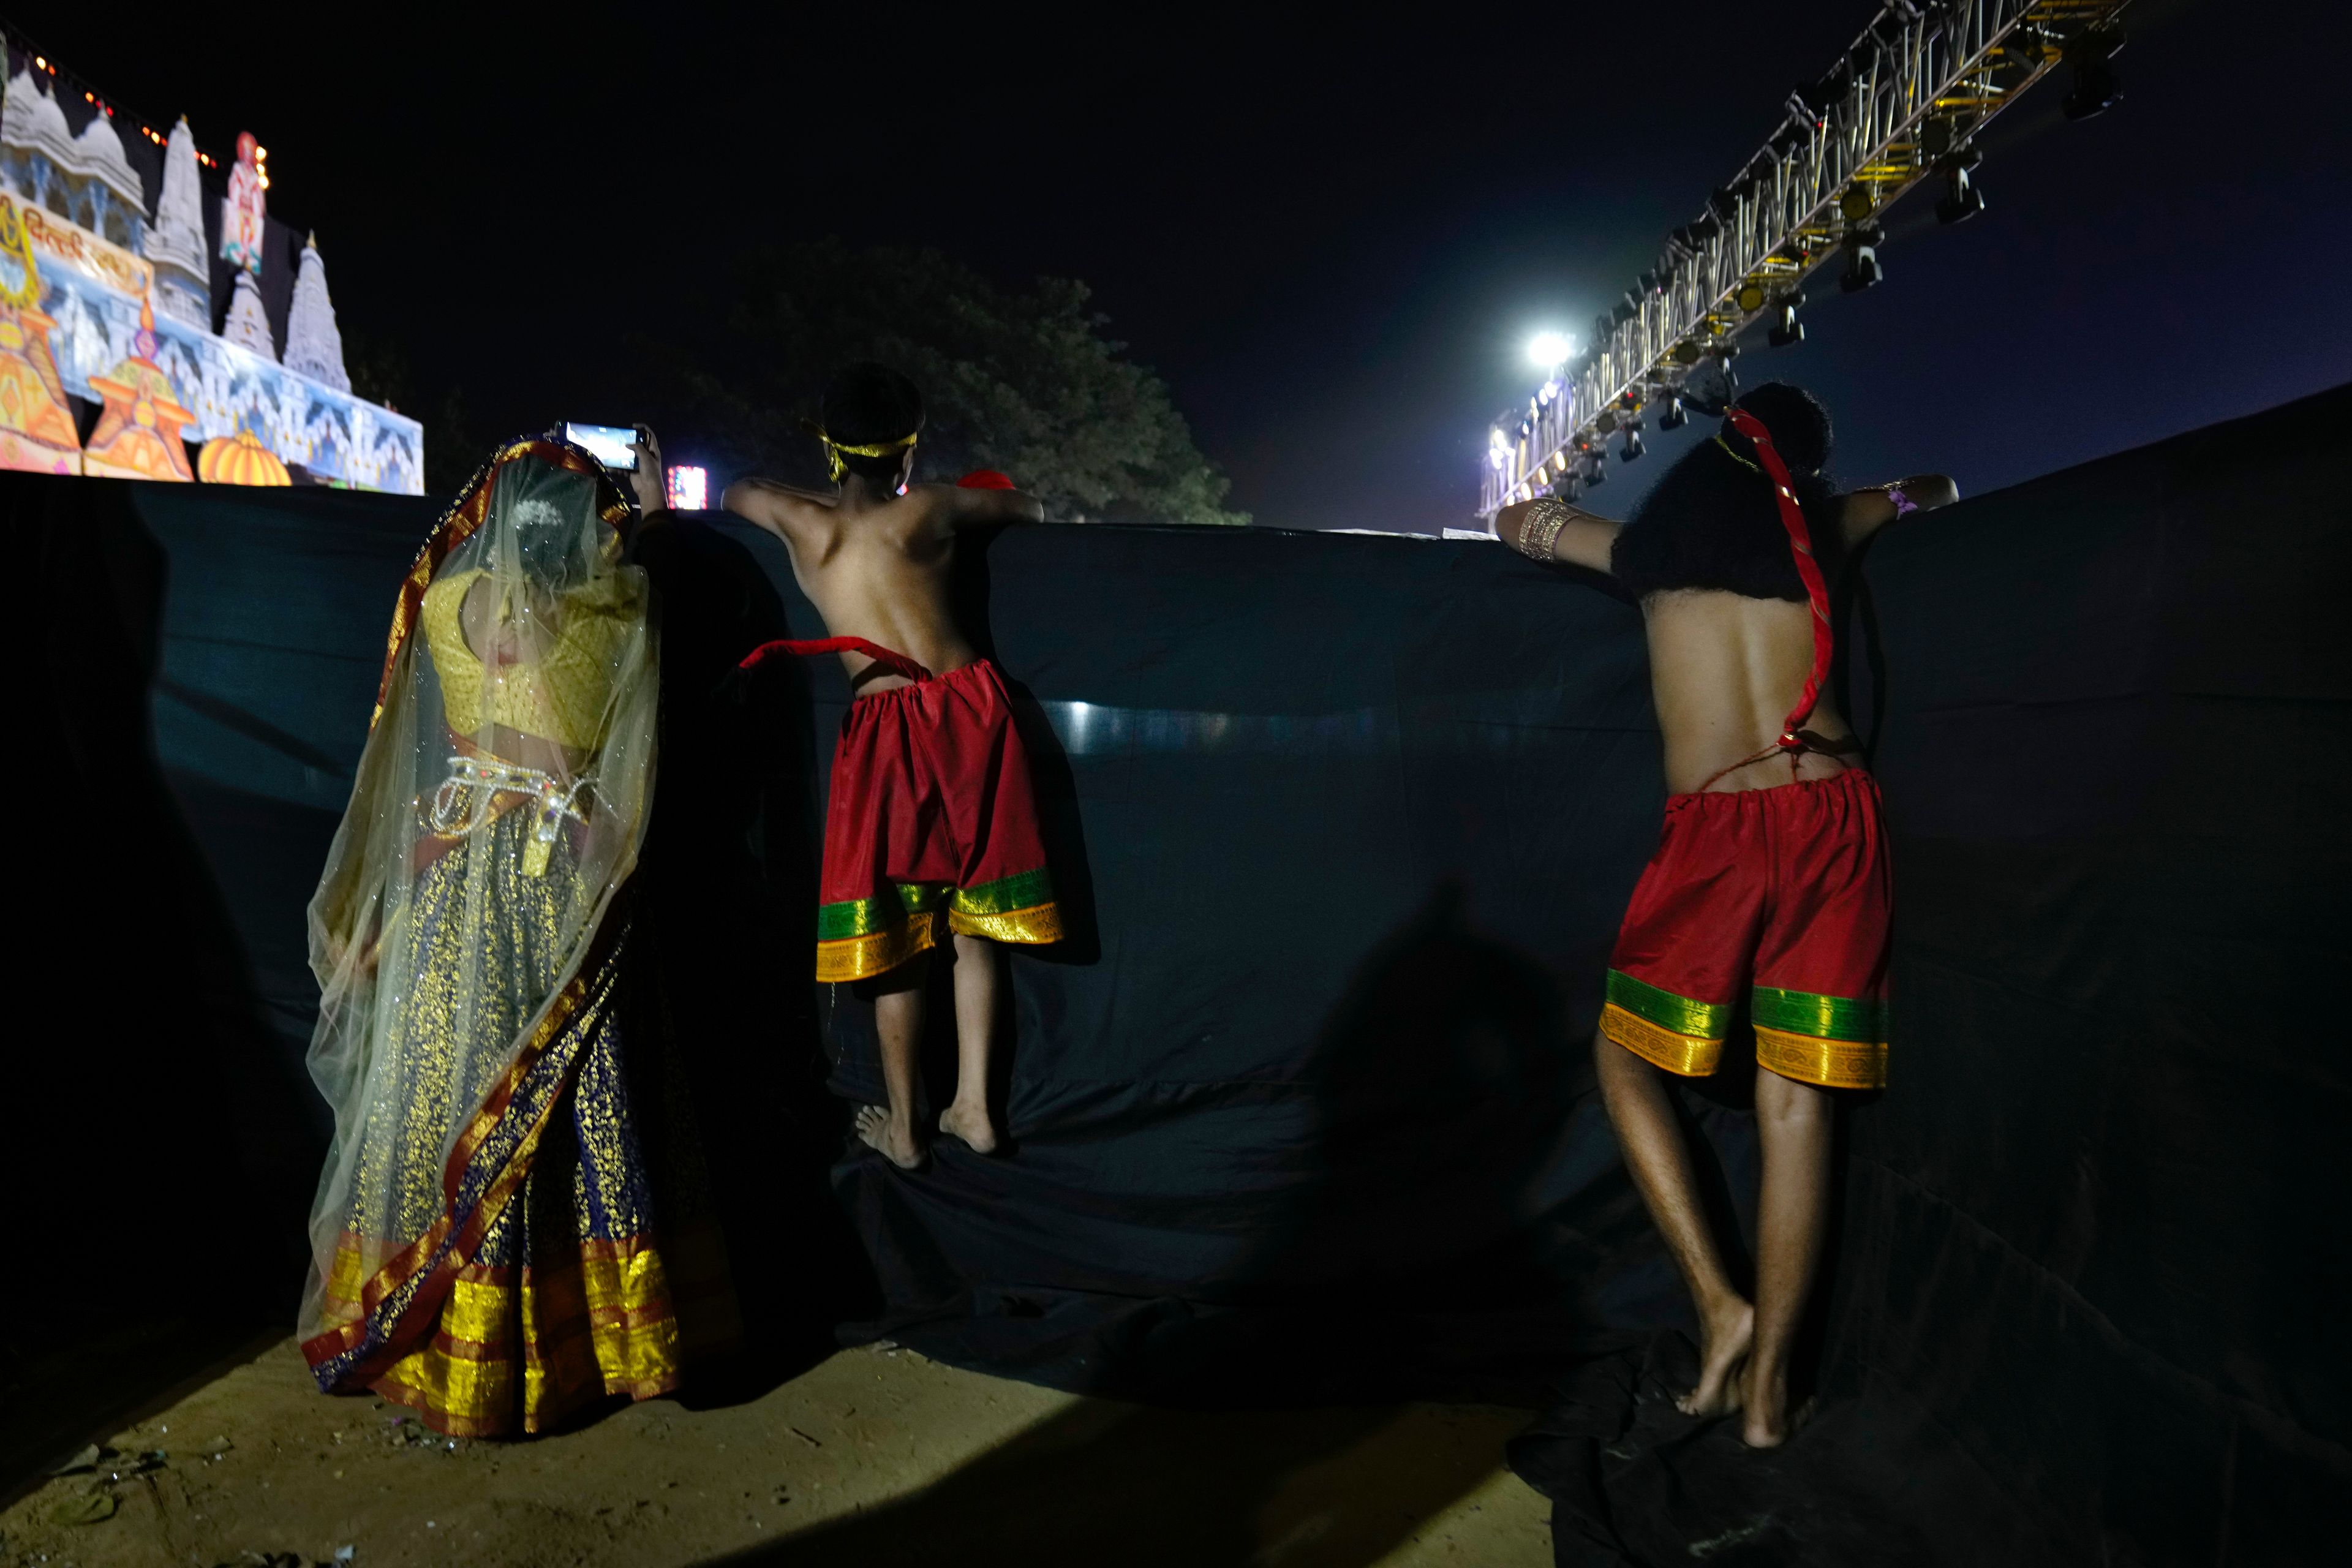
[1722,406,1833,750]
[739,636,933,684]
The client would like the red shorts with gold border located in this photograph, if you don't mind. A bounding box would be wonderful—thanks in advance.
[815,658,1063,982]
[1602,768,1890,1090]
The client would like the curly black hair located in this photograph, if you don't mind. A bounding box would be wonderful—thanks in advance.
[1611,382,1844,603]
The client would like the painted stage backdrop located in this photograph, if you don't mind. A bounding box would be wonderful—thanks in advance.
[0,60,420,492]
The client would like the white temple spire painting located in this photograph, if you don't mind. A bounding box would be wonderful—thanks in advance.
[283,233,349,392]
[0,69,418,491]
[147,117,209,328]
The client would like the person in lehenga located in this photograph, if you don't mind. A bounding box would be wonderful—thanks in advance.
[725,363,1061,1171]
[1495,383,1954,1447]
[300,433,739,1437]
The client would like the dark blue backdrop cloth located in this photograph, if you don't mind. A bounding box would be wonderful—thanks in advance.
[15,384,2344,1564]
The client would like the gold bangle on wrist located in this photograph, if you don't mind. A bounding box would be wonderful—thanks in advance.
[1517,498,1573,562]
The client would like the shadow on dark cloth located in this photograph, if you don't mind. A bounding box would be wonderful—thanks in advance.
[631,516,881,1396]
[722,1397,1531,1567]
[789,518,1694,1406]
[4,475,317,1493]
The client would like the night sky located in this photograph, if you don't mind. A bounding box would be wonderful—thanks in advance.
[29,0,2349,529]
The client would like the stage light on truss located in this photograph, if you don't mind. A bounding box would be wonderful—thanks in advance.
[1527,331,1573,368]
[1620,422,1646,462]
[2003,23,2049,78]
[1736,282,1769,314]
[1659,395,1689,431]
[666,464,708,511]
[1581,453,1607,488]
[1551,472,1583,503]
[1840,223,1885,294]
[1768,298,1804,349]
[2064,26,2125,120]
[1936,164,1984,224]
[1840,245,1883,293]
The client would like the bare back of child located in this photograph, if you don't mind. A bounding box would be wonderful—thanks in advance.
[725,364,1057,1170]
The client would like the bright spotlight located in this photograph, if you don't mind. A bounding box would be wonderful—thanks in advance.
[1528,332,1572,367]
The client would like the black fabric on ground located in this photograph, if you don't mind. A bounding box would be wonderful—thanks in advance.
[10,386,2342,1558]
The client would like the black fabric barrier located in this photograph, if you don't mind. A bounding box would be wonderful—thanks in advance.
[8,385,2342,1559]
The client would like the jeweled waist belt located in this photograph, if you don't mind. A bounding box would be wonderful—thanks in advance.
[428,755,590,872]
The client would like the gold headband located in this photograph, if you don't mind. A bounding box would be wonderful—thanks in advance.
[821,429,918,481]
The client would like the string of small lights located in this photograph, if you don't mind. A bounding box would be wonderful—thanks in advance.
[0,20,258,181]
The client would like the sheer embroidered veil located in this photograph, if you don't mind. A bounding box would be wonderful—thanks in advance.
[298,439,655,1339]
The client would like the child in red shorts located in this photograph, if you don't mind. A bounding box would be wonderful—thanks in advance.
[1496,382,1953,1444]
[728,366,1061,1169]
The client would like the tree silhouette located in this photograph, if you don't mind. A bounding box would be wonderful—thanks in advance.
[644,240,1245,526]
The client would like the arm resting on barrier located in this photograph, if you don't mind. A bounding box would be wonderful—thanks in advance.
[723,475,829,533]
[1841,475,1958,546]
[1495,497,1619,574]
[916,481,1046,529]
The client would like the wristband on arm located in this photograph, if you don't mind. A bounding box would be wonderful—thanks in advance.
[1515,498,1576,563]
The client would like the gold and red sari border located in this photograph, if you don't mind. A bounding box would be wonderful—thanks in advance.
[318,1224,738,1438]
[1601,970,1888,1090]
[815,869,1062,981]
[367,1254,667,1436]
[302,907,631,1390]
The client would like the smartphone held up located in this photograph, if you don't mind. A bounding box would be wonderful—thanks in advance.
[565,421,642,472]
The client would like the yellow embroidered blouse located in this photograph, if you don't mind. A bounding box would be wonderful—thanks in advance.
[420,568,640,749]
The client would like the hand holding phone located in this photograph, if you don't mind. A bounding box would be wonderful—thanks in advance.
[625,424,666,514]
[564,421,641,472]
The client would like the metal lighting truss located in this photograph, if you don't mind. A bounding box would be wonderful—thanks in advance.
[1481,0,2130,518]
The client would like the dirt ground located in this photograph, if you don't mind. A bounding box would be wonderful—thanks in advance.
[1,1339,1551,1567]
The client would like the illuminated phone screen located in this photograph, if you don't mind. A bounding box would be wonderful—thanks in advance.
[565,422,639,471]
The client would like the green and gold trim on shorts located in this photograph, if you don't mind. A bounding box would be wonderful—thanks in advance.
[1601,972,1889,1090]
[1751,985,1887,1090]
[815,869,1063,982]
[1600,970,1735,1077]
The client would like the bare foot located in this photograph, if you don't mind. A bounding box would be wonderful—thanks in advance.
[855,1105,926,1170]
[1740,1364,1815,1449]
[1676,1297,1755,1419]
[938,1099,1000,1155]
